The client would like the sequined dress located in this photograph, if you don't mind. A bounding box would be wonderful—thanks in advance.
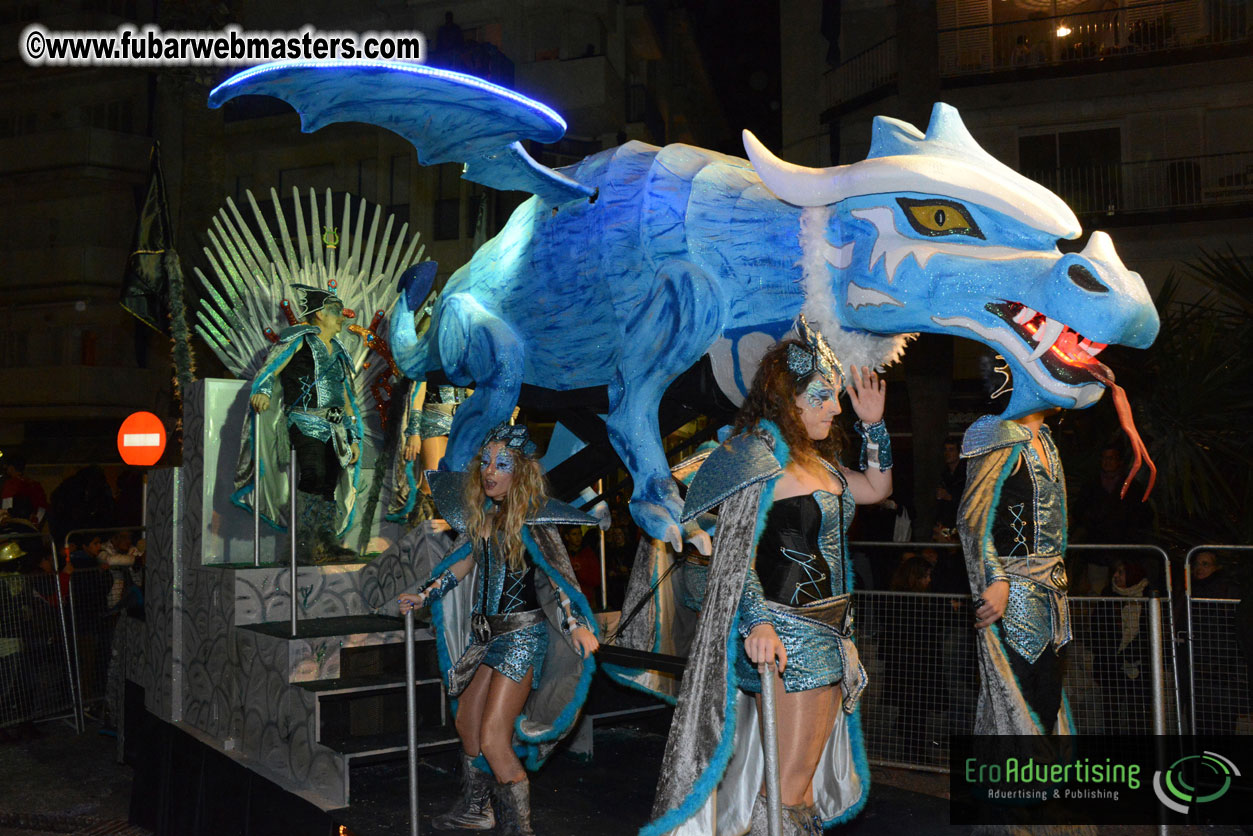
[469,538,549,686]
[736,487,860,695]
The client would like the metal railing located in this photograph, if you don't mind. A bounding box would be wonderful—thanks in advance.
[1183,545,1253,737]
[826,0,1249,105]
[939,0,1248,78]
[61,526,146,733]
[0,530,77,733]
[851,541,1178,773]
[822,37,897,108]
[1024,150,1253,218]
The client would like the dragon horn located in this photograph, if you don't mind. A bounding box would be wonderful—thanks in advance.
[742,129,853,208]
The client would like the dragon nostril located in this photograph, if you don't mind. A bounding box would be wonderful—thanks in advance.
[1068,264,1108,293]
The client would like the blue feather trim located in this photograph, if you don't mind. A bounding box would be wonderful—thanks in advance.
[822,707,871,827]
[758,418,790,469]
[640,467,781,836]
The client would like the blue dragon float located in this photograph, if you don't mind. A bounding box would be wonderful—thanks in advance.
[210,61,1159,546]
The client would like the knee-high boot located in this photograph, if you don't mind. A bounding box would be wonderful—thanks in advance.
[432,752,494,830]
[494,777,537,836]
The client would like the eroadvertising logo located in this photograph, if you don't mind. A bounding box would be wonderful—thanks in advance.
[1153,751,1240,814]
[949,735,1251,826]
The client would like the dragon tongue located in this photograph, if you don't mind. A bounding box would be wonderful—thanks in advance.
[1089,361,1157,502]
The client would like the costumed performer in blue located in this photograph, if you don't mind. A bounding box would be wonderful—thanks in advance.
[645,316,891,836]
[958,356,1155,739]
[235,283,363,564]
[397,422,599,836]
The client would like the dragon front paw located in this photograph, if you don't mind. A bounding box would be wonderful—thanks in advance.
[682,520,713,556]
[629,500,685,550]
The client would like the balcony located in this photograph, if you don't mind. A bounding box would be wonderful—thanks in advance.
[822,38,897,111]
[1025,150,1253,221]
[826,0,1250,108]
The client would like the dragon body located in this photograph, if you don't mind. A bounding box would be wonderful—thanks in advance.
[210,61,1159,545]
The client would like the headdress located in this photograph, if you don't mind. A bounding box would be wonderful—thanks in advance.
[788,314,845,387]
[290,283,343,320]
[0,541,26,565]
[484,422,538,458]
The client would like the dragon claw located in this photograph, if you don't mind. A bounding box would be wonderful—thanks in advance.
[629,500,686,549]
[687,529,713,557]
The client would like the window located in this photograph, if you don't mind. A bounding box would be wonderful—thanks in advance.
[1019,127,1122,215]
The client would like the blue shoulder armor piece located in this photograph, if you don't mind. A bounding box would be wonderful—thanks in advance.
[529,498,599,527]
[277,324,319,343]
[427,470,470,533]
[960,415,1032,458]
[681,431,782,522]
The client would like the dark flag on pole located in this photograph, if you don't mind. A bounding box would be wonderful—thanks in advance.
[121,142,175,333]
[120,140,196,408]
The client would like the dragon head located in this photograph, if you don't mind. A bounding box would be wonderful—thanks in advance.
[744,103,1159,419]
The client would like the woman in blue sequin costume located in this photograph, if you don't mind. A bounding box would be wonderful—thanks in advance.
[645,317,892,836]
[398,423,598,836]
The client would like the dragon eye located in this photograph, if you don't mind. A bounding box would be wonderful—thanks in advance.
[896,198,985,240]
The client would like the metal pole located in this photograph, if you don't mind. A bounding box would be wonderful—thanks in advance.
[760,662,782,836]
[1149,597,1165,735]
[253,413,261,567]
[1185,550,1196,736]
[405,607,420,836]
[290,449,298,638]
[597,479,607,611]
[1148,596,1168,836]
[1156,546,1183,736]
[49,538,81,733]
[66,570,85,733]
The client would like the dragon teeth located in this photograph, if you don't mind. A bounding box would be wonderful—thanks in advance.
[1029,317,1066,361]
[1077,338,1108,358]
[1013,305,1036,325]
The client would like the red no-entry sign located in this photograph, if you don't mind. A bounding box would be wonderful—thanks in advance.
[117,411,167,466]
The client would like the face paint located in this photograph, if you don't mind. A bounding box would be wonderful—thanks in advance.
[802,378,838,409]
[478,450,514,473]
[794,374,842,441]
[480,442,515,501]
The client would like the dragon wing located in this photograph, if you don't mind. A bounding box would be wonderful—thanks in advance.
[208,61,594,204]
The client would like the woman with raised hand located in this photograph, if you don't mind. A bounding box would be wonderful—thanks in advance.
[397,422,599,836]
[645,316,892,836]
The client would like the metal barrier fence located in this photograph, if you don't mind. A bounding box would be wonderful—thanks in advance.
[60,526,147,733]
[851,541,1179,772]
[0,530,76,731]
[1184,545,1253,738]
